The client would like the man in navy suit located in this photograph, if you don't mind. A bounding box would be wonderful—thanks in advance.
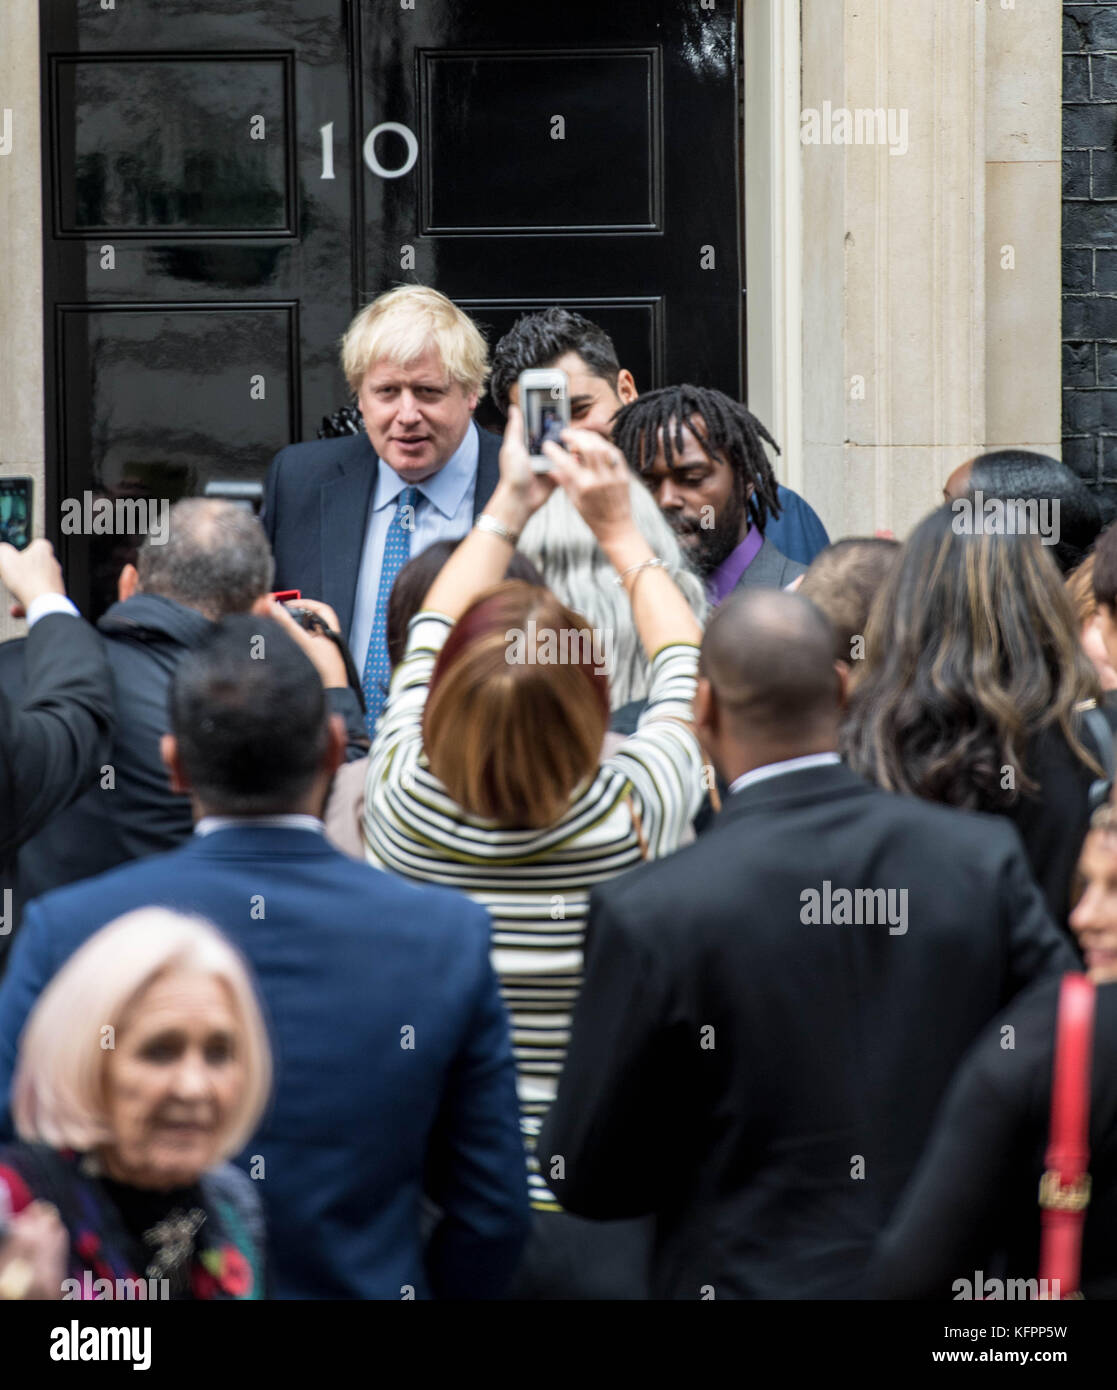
[0,615,530,1299]
[262,285,502,730]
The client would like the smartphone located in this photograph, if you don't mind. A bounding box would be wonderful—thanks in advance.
[0,477,32,550]
[518,369,570,472]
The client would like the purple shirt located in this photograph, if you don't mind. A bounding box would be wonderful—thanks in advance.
[706,526,764,605]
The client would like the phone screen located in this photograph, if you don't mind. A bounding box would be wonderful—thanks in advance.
[524,383,570,457]
[0,478,32,551]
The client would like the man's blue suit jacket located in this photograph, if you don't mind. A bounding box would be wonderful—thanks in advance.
[0,826,530,1299]
[262,424,502,643]
[769,486,830,567]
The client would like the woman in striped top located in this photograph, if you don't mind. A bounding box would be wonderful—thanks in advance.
[362,408,705,1294]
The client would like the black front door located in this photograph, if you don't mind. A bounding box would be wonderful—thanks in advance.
[40,0,742,614]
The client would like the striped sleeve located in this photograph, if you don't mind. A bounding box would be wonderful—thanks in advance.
[604,642,704,858]
[364,609,451,820]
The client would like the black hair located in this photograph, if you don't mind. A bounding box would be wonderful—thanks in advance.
[612,384,783,534]
[967,450,1102,576]
[489,308,621,417]
[170,615,329,815]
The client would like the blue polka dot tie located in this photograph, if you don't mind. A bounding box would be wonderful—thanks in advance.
[362,485,419,737]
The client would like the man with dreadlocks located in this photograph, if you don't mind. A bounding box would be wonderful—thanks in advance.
[612,384,806,602]
[489,308,830,566]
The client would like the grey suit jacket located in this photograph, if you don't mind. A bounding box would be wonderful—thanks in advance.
[733,535,807,591]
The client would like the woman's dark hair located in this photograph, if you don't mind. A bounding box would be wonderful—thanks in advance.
[612,384,783,535]
[387,540,543,668]
[841,504,1102,809]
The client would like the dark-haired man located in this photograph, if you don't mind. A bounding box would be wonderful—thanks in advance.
[0,615,529,1298]
[489,307,829,567]
[540,589,1076,1299]
[612,384,806,598]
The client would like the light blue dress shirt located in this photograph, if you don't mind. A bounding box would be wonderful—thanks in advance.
[348,422,479,668]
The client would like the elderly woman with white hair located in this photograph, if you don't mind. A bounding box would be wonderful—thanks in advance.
[0,910,271,1301]
[517,478,708,726]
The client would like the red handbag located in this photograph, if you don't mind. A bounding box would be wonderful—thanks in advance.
[1037,972,1096,1299]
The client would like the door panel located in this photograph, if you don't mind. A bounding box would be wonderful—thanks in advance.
[54,55,295,234]
[420,50,660,232]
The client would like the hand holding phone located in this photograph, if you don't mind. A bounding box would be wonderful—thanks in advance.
[517,369,571,473]
[0,478,33,551]
[0,538,66,616]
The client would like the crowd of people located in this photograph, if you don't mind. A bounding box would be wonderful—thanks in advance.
[0,285,1115,1300]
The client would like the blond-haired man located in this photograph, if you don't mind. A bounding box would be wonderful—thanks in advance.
[262,286,502,731]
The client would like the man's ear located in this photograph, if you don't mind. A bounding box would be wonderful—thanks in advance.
[117,563,139,602]
[834,660,851,711]
[616,368,638,405]
[249,592,273,618]
[324,714,347,779]
[693,675,718,740]
[161,734,192,794]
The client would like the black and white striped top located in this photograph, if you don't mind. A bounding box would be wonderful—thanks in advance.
[362,610,704,1208]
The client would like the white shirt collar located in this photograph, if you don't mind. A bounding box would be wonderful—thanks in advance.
[194,814,325,837]
[728,752,842,797]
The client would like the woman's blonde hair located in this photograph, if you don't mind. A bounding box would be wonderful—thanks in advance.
[423,582,610,829]
[340,284,489,396]
[12,909,272,1158]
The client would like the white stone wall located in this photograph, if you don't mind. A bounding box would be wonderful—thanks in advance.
[793,0,1063,542]
[0,0,43,641]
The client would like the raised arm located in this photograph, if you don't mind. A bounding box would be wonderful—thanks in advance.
[423,408,702,660]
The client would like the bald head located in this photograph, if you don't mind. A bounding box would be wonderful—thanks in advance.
[700,590,842,745]
[943,458,974,503]
[136,498,274,621]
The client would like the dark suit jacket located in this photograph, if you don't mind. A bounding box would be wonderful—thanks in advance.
[0,826,530,1299]
[869,976,1117,1300]
[0,614,113,909]
[2,595,368,922]
[539,763,1078,1299]
[262,422,502,642]
[734,535,807,592]
[768,486,830,567]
